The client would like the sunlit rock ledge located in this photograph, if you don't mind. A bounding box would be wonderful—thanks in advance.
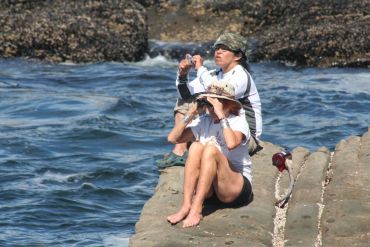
[129,127,370,247]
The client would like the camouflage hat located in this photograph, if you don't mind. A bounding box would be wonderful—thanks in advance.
[213,33,247,54]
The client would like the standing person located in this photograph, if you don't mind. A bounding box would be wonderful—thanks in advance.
[166,81,253,228]
[156,32,262,168]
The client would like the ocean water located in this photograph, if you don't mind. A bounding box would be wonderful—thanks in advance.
[0,53,369,246]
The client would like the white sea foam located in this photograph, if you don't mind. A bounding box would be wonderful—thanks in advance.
[60,61,78,66]
[80,182,98,189]
[37,170,74,183]
[131,54,216,69]
[12,171,87,191]
[132,54,178,67]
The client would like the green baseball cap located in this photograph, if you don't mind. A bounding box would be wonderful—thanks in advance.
[213,33,247,54]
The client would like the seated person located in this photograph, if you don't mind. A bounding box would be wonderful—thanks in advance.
[157,32,262,169]
[166,80,253,228]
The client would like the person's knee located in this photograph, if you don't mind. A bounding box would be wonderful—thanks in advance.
[189,142,204,152]
[188,142,204,155]
[202,144,220,160]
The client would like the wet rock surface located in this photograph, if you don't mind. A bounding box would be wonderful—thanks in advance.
[0,0,147,63]
[129,127,370,247]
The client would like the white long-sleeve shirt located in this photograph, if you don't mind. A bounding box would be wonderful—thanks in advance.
[176,64,262,139]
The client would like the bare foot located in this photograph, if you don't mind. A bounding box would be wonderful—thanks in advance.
[167,207,190,225]
[182,210,203,228]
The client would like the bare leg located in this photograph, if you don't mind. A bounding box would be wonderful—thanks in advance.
[172,112,188,156]
[167,142,204,224]
[182,144,217,227]
[182,144,244,228]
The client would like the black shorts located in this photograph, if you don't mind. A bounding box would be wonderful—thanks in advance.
[205,176,253,208]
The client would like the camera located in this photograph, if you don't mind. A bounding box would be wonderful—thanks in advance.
[186,54,194,65]
[196,98,212,108]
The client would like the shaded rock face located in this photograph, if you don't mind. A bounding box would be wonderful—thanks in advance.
[253,0,370,67]
[146,0,370,67]
[129,127,370,246]
[1,0,368,67]
[0,0,147,63]
[146,0,256,44]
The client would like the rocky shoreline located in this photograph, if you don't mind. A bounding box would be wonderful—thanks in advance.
[129,127,370,246]
[0,0,147,63]
[1,0,369,67]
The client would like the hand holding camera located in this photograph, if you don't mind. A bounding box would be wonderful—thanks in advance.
[178,55,194,76]
[186,54,194,66]
[183,54,203,71]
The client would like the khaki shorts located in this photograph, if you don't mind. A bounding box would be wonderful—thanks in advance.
[174,97,196,115]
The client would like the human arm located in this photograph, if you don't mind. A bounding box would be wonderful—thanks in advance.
[207,97,245,150]
[192,54,204,71]
[220,122,245,150]
[176,57,192,99]
[167,104,198,144]
[176,54,208,99]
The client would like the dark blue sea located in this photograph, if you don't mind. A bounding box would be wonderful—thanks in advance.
[0,48,369,246]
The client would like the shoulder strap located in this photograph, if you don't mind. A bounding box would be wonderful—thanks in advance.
[212,68,222,77]
[243,68,252,97]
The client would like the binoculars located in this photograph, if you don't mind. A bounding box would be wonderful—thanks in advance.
[196,98,213,108]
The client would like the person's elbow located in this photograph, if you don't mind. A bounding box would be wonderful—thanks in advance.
[226,141,239,150]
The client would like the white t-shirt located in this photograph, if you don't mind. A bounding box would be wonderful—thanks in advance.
[190,114,253,183]
[176,64,262,140]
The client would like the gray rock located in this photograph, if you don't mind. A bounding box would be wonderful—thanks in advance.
[130,127,370,246]
[321,128,370,246]
[285,147,330,246]
[0,0,147,63]
[146,0,370,68]
[252,0,370,67]
[129,141,281,246]
[1,0,368,67]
